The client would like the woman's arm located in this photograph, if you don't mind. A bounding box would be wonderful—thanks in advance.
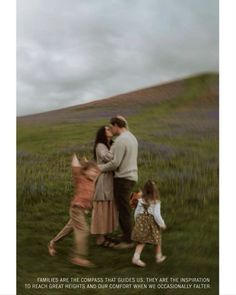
[96,143,114,163]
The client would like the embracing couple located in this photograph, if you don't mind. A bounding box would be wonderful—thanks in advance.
[92,116,138,249]
[48,115,138,265]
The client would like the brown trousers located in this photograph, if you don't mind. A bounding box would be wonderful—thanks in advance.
[69,205,89,258]
[51,205,89,258]
[50,219,73,243]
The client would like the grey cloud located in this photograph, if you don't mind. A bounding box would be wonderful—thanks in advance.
[17,0,218,116]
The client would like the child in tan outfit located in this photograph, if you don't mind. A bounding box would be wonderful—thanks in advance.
[48,154,100,267]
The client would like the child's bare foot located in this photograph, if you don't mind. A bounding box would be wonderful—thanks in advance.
[132,257,146,267]
[48,241,56,256]
[70,257,95,268]
[156,255,167,263]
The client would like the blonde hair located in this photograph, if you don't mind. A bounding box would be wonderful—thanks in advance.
[116,115,129,129]
[80,161,98,175]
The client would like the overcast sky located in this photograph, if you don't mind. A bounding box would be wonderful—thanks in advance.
[17,0,218,116]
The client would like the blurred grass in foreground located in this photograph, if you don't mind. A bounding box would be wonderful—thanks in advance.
[17,74,219,295]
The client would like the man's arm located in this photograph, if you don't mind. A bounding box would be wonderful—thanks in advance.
[98,140,125,172]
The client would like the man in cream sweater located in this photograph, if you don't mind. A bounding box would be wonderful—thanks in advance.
[98,116,138,248]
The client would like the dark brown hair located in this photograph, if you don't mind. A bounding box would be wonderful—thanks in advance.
[93,126,111,160]
[142,180,160,204]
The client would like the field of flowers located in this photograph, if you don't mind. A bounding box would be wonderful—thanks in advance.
[17,74,218,295]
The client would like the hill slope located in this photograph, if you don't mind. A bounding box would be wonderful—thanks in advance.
[17,72,219,295]
[17,73,218,124]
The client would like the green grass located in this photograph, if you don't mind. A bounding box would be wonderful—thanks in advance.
[17,74,219,295]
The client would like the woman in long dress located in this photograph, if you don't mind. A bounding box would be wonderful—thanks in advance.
[91,126,119,246]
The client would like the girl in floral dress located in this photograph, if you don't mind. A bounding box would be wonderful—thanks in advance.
[131,180,167,267]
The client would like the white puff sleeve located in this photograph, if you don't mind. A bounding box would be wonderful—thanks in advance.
[153,202,166,228]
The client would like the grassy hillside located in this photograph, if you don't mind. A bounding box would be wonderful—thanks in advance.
[17,73,219,295]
